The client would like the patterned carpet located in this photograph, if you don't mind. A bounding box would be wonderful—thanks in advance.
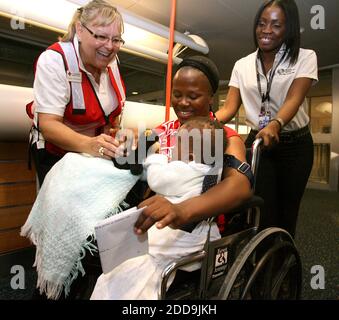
[0,189,338,300]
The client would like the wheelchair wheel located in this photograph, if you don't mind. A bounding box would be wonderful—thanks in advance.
[218,227,302,300]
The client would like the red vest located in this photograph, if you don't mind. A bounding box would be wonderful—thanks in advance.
[29,42,125,156]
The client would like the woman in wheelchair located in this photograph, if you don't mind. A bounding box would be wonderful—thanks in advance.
[134,56,252,236]
[91,57,253,299]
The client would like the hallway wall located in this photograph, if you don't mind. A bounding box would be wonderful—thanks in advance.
[0,142,35,254]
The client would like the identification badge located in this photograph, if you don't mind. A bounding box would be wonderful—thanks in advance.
[277,68,295,76]
[258,108,271,130]
[66,71,82,83]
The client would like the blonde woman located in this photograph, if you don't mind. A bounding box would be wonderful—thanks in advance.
[29,0,126,185]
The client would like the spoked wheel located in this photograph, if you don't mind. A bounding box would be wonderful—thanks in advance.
[218,227,302,300]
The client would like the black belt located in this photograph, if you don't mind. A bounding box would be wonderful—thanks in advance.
[250,125,310,143]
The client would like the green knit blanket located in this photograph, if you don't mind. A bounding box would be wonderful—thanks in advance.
[21,153,139,299]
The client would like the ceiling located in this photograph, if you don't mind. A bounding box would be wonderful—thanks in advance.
[0,0,337,100]
[111,0,339,80]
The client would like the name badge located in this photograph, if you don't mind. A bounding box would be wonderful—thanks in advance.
[66,71,82,83]
[277,68,295,76]
[258,107,271,130]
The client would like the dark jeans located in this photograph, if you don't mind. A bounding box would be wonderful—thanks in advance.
[30,143,62,186]
[245,127,314,237]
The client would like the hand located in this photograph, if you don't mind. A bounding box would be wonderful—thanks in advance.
[256,121,280,148]
[134,195,188,234]
[90,133,124,159]
[110,127,138,155]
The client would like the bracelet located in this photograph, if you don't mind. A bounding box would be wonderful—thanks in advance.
[270,118,284,130]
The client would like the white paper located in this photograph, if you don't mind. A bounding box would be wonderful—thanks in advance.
[94,206,148,274]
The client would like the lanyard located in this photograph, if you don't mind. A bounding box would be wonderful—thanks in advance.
[256,51,286,103]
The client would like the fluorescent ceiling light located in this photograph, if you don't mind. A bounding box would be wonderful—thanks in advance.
[0,0,209,64]
[0,0,75,32]
[67,0,208,54]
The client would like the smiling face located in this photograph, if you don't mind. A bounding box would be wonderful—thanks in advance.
[256,4,286,54]
[76,19,122,74]
[171,67,213,124]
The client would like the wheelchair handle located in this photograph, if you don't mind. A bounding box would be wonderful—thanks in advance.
[251,138,263,178]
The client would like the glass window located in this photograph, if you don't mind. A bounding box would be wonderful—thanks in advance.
[238,105,251,136]
[309,96,332,134]
[118,51,166,105]
[307,69,333,186]
[309,143,330,184]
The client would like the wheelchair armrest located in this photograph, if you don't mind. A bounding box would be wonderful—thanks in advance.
[159,250,206,299]
[228,195,264,215]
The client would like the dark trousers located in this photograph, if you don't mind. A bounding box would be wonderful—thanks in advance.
[245,128,314,237]
[30,143,62,186]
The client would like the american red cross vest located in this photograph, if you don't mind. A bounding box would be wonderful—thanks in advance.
[30,41,126,156]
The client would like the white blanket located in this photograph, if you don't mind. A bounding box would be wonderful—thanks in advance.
[91,154,221,300]
[21,153,139,299]
[145,154,214,203]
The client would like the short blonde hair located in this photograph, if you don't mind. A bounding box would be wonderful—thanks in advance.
[62,0,124,42]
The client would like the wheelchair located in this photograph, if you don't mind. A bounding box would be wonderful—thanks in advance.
[159,138,302,300]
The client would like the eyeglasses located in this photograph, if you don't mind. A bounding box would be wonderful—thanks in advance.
[82,24,125,47]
